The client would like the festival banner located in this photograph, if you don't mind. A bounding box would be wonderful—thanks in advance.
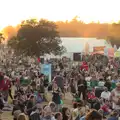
[41,64,51,82]
[93,46,105,52]
[108,48,114,57]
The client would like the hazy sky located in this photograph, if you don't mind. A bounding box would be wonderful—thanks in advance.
[0,0,120,29]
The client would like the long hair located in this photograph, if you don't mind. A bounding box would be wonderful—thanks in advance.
[62,107,69,120]
[86,110,102,120]
[17,113,28,120]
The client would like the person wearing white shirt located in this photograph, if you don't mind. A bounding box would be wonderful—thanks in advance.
[98,79,105,87]
[101,87,111,100]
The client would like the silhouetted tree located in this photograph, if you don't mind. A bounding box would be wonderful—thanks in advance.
[3,17,110,38]
[107,23,120,47]
[2,26,17,40]
[56,17,109,37]
[8,19,66,57]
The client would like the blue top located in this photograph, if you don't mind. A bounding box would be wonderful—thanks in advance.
[108,117,118,120]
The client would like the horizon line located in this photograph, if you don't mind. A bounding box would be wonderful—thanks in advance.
[0,18,119,30]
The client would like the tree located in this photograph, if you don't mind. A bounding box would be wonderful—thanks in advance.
[2,26,17,40]
[8,19,66,57]
[107,37,120,48]
[107,23,120,48]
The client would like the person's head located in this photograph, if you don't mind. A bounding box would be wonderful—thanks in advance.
[62,107,71,120]
[27,94,30,99]
[98,109,103,117]
[30,95,34,102]
[77,101,86,116]
[17,113,27,120]
[56,72,60,76]
[17,92,21,98]
[116,82,120,91]
[99,78,103,81]
[110,110,119,117]
[86,110,102,120]
[43,105,47,109]
[73,102,78,109]
[77,100,84,108]
[55,112,63,120]
[13,99,18,105]
[43,106,52,117]
[36,104,43,115]
[27,85,31,89]
[104,87,108,92]
[53,82,58,89]
[0,93,2,98]
[14,110,21,120]
[49,102,56,112]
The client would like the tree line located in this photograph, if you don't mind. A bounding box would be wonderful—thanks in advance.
[1,19,66,57]
[2,17,110,39]
[0,17,120,57]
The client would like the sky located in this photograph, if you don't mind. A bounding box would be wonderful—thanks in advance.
[0,0,120,29]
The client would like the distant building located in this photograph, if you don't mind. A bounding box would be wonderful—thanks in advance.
[61,37,111,53]
[44,37,112,59]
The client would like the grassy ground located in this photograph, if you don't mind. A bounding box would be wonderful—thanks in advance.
[2,92,73,120]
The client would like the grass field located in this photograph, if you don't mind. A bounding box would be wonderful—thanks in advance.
[2,92,73,120]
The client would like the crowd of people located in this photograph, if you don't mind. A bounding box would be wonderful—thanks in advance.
[0,47,120,120]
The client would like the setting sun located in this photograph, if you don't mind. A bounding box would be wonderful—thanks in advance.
[0,0,120,29]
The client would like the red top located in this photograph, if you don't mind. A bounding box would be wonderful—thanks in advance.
[87,92,96,99]
[101,105,109,113]
[3,79,11,91]
[80,62,88,71]
[0,80,5,90]
[38,58,40,63]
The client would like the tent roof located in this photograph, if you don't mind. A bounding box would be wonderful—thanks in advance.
[61,37,111,53]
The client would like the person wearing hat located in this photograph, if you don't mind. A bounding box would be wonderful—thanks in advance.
[110,82,120,110]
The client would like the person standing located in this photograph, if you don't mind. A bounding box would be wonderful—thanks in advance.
[52,82,61,111]
[53,73,64,94]
[110,82,120,110]
[26,95,35,117]
[77,76,87,100]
